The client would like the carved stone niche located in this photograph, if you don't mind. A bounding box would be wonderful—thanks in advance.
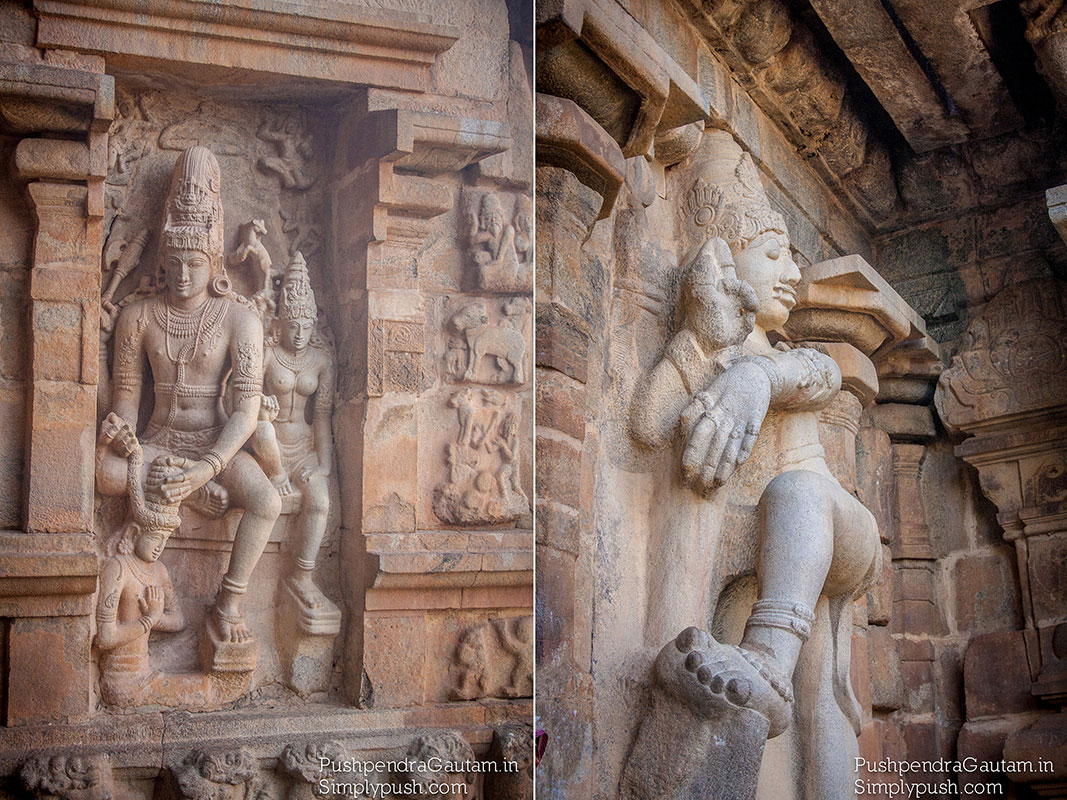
[936,277,1067,797]
[93,90,342,706]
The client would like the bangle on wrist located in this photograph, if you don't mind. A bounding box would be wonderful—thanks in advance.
[202,450,226,478]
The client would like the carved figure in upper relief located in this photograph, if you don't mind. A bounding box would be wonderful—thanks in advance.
[228,219,275,316]
[514,193,533,265]
[448,300,527,385]
[469,193,527,291]
[434,389,528,525]
[95,147,281,651]
[94,417,186,707]
[257,109,315,191]
[250,251,339,633]
[621,131,879,799]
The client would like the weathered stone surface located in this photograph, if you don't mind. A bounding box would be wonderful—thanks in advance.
[964,630,1038,719]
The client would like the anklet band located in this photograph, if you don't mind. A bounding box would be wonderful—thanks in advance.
[745,599,815,641]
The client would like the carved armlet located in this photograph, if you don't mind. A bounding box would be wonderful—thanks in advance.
[734,346,840,411]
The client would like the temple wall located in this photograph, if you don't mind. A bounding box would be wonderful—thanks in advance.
[0,1,533,797]
[535,0,1067,797]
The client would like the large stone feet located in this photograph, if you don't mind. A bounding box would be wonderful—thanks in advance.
[666,626,793,738]
[618,627,792,800]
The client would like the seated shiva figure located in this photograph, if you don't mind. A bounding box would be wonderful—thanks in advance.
[626,130,879,798]
[95,146,281,647]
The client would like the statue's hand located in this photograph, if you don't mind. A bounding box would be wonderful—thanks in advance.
[299,465,329,482]
[139,585,165,626]
[153,456,212,503]
[680,361,770,494]
[99,412,139,457]
[260,394,280,422]
[684,237,759,352]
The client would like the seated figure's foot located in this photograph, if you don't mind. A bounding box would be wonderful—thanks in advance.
[189,481,229,519]
[287,572,327,610]
[656,626,793,738]
[212,605,252,643]
[271,472,294,497]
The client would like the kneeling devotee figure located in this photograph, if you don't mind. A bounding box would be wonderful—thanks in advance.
[95,422,185,706]
[95,146,280,648]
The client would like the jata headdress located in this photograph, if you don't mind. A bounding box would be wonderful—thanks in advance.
[678,129,787,260]
[114,449,180,555]
[278,251,317,321]
[161,146,224,260]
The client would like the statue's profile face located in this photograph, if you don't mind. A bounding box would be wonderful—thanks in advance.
[732,231,800,332]
[134,529,169,563]
[163,248,213,301]
[282,317,314,353]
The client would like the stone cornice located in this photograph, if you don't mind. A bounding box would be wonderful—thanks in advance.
[34,0,460,92]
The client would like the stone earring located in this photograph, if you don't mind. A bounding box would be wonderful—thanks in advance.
[210,273,231,297]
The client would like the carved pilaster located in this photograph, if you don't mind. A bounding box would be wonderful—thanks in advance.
[937,277,1067,797]
[0,55,112,727]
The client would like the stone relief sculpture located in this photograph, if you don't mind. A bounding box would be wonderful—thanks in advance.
[485,723,534,800]
[451,615,534,700]
[257,108,316,191]
[468,192,532,292]
[620,131,880,799]
[95,147,281,673]
[251,250,340,635]
[400,733,476,800]
[278,741,349,800]
[229,219,275,316]
[94,418,187,707]
[19,755,114,800]
[434,389,528,525]
[446,299,529,385]
[165,749,261,800]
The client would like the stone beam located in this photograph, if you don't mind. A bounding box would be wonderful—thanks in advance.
[889,0,1022,139]
[807,0,970,152]
[1022,0,1067,109]
[33,0,460,93]
[537,0,708,158]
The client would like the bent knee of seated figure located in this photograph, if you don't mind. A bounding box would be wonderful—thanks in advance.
[222,454,283,521]
[303,478,330,515]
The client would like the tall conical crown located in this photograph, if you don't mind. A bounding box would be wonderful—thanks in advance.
[278,251,317,321]
[161,146,224,259]
[678,129,787,261]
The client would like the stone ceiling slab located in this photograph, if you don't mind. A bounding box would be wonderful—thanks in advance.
[807,0,970,151]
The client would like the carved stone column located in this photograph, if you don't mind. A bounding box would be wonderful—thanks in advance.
[332,98,535,710]
[936,275,1067,797]
[0,54,111,726]
[785,253,942,787]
